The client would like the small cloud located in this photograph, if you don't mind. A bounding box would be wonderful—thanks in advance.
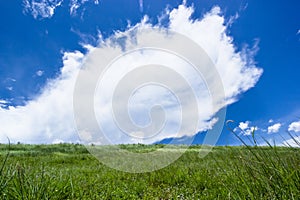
[239,121,249,130]
[267,123,281,134]
[237,121,257,136]
[288,121,300,133]
[297,29,300,35]
[6,87,13,91]
[268,119,274,123]
[36,70,44,77]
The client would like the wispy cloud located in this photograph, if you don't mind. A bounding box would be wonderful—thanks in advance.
[267,123,281,134]
[23,0,100,19]
[139,0,143,12]
[6,87,13,91]
[0,100,10,108]
[1,4,262,144]
[69,0,99,16]
[23,0,63,19]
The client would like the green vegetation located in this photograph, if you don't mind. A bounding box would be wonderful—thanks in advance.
[0,141,299,199]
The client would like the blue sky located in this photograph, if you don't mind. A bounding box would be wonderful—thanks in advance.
[0,0,299,146]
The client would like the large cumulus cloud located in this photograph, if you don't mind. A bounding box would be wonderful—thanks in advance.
[0,4,262,144]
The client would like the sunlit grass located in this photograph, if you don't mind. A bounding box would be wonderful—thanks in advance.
[0,134,299,199]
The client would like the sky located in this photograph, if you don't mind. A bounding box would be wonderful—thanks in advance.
[0,0,299,146]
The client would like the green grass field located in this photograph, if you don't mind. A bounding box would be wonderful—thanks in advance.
[0,142,299,199]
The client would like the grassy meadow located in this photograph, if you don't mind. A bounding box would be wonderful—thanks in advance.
[0,142,299,199]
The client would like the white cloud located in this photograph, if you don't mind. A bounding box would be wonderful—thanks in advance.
[0,51,83,143]
[69,0,99,16]
[23,0,63,19]
[239,121,249,130]
[36,70,44,76]
[297,29,300,35]
[168,5,262,102]
[282,136,300,147]
[288,121,300,133]
[52,139,65,144]
[237,121,257,136]
[281,121,300,147]
[69,0,80,16]
[267,123,281,134]
[22,0,100,18]
[244,127,257,136]
[0,100,8,104]
[0,100,9,108]
[268,119,273,123]
[1,4,262,144]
